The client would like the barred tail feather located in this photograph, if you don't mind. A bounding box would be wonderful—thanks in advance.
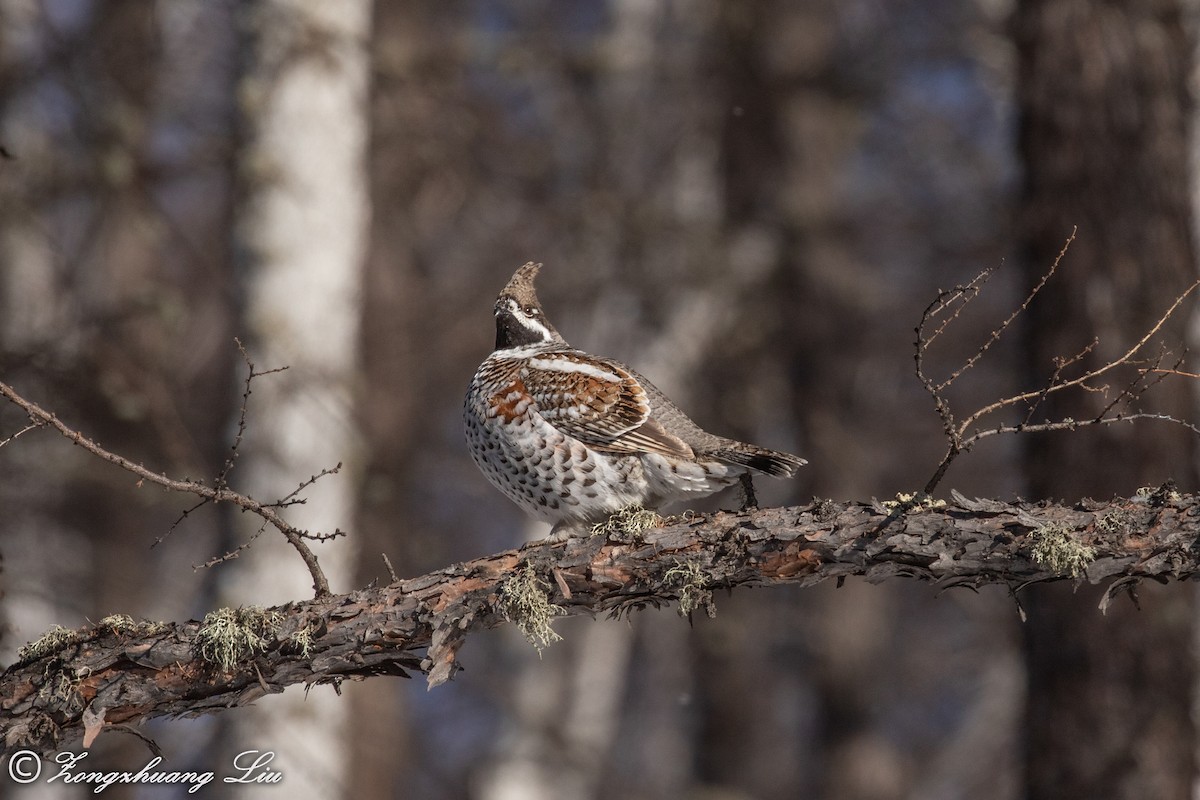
[712,445,807,478]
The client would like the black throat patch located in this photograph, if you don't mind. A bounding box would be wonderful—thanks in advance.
[495,304,547,349]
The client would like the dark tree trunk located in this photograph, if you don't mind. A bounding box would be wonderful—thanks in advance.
[1014,1,1198,797]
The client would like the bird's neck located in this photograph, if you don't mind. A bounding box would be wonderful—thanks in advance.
[495,313,561,351]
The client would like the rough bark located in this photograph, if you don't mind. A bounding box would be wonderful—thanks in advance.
[4,490,1198,757]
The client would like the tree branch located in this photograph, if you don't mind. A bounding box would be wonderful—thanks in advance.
[0,378,335,597]
[5,489,1198,756]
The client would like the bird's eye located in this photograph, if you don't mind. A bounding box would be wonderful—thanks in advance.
[524,305,539,317]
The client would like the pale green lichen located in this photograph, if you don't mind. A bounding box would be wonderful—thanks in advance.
[288,624,316,658]
[17,625,81,664]
[663,560,714,618]
[1029,524,1095,578]
[96,614,167,636]
[98,613,137,633]
[42,666,88,710]
[195,606,283,671]
[1135,485,1183,504]
[1094,509,1133,535]
[591,504,664,540]
[499,565,564,653]
[881,492,947,512]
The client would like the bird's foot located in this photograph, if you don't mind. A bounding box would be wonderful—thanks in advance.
[738,472,759,511]
[545,521,581,543]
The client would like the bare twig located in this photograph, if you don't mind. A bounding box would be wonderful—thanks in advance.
[1020,338,1098,427]
[1142,367,1200,380]
[274,463,344,507]
[198,520,269,570]
[959,280,1198,430]
[0,421,43,449]
[916,228,1200,494]
[152,341,328,560]
[938,230,1072,393]
[974,412,1200,441]
[214,338,277,491]
[381,552,399,584]
[921,266,997,352]
[154,498,209,548]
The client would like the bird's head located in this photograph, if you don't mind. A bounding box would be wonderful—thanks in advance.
[493,262,566,350]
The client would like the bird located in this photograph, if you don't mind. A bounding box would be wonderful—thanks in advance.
[463,261,806,539]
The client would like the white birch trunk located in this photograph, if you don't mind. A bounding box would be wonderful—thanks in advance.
[228,2,370,796]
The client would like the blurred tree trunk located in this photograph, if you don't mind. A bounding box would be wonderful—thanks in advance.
[350,4,448,794]
[229,1,370,796]
[1014,1,1198,797]
[703,3,850,798]
[707,3,916,798]
[475,3,733,798]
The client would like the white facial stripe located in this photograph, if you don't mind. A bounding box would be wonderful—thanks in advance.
[495,296,554,342]
[513,313,554,341]
[529,356,622,383]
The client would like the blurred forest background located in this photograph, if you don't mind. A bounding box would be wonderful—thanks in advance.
[1,1,1198,799]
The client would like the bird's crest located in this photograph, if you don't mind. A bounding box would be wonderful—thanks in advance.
[499,261,543,309]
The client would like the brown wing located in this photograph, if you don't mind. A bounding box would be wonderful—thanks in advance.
[520,351,695,459]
